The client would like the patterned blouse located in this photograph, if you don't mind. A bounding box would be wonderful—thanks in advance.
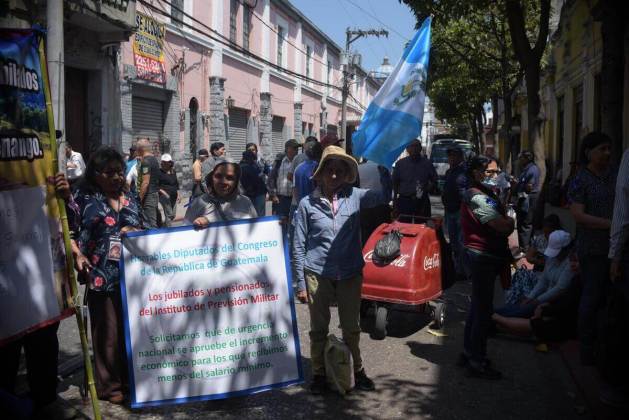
[567,167,617,256]
[70,190,144,292]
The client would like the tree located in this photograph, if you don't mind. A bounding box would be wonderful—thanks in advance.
[402,0,551,178]
[593,0,628,160]
[503,0,551,181]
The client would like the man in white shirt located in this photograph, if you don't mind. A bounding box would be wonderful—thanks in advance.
[65,144,85,186]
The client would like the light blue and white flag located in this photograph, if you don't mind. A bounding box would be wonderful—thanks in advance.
[352,17,432,168]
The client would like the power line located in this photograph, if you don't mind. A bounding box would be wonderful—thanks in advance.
[342,0,409,42]
[337,0,382,62]
[144,0,339,90]
[235,0,332,70]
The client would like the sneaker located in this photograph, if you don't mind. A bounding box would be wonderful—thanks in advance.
[354,369,375,391]
[309,375,327,395]
[466,364,502,380]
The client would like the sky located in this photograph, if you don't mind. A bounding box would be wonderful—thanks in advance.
[288,0,419,73]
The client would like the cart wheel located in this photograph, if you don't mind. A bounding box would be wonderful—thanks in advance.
[360,300,371,318]
[432,302,446,329]
[373,306,388,340]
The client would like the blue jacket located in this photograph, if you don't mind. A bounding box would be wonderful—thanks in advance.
[292,186,382,291]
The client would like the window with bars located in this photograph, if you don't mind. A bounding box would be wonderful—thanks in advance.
[277,26,285,66]
[230,0,238,43]
[171,0,184,27]
[243,6,251,50]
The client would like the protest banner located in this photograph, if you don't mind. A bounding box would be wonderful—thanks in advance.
[133,12,166,84]
[121,217,303,408]
[0,28,74,344]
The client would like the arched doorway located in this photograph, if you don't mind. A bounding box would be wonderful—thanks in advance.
[189,97,199,161]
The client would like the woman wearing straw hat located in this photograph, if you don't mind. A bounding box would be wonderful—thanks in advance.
[293,145,383,394]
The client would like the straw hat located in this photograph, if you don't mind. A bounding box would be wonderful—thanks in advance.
[312,145,358,184]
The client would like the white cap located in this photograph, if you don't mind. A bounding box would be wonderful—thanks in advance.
[160,153,173,162]
[544,230,572,258]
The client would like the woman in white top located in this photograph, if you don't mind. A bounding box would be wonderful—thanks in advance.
[185,161,256,226]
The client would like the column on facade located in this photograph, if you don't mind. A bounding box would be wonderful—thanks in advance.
[120,65,136,152]
[259,92,273,161]
[294,102,303,140]
[209,76,226,143]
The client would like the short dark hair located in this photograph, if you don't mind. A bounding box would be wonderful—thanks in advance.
[198,148,209,157]
[80,147,125,194]
[305,141,323,161]
[578,131,612,164]
[210,142,225,155]
[518,150,534,161]
[465,155,491,179]
[246,143,258,152]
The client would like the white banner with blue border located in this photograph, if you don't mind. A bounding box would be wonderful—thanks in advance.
[120,216,303,408]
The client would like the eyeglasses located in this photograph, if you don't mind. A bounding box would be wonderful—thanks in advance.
[97,170,124,178]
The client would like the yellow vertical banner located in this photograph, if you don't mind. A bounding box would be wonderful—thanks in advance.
[0,28,73,344]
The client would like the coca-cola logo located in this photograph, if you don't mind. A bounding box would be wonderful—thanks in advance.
[363,250,410,267]
[423,253,440,271]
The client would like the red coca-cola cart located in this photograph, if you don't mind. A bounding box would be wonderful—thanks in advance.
[361,217,454,339]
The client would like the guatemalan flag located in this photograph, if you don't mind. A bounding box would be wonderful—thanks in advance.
[352,17,432,168]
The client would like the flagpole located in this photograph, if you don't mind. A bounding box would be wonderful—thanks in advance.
[39,31,102,420]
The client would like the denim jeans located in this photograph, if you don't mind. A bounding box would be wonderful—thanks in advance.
[445,210,463,275]
[495,302,537,318]
[463,249,502,366]
[516,192,538,249]
[578,254,611,361]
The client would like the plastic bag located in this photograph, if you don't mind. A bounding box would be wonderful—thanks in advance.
[324,334,354,395]
[373,229,403,261]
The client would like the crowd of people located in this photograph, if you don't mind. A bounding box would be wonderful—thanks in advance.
[1,130,627,417]
[442,132,628,407]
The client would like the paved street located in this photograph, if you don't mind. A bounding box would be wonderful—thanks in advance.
[49,197,586,419]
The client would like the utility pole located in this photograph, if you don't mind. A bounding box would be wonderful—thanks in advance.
[340,28,388,150]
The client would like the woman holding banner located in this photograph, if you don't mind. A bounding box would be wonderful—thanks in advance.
[70,147,144,404]
[292,145,382,395]
[184,161,257,226]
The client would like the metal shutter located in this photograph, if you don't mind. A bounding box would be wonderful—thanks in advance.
[132,96,164,139]
[227,108,248,159]
[272,116,285,156]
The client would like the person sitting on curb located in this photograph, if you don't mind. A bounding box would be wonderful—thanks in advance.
[495,230,575,319]
[492,253,581,343]
[505,214,563,306]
